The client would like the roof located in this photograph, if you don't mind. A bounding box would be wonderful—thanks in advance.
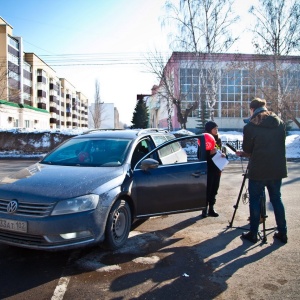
[0,100,49,113]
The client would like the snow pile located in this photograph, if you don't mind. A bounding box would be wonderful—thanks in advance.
[0,128,299,159]
[0,127,86,135]
[285,134,300,158]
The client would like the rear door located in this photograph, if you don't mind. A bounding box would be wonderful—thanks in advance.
[131,135,207,217]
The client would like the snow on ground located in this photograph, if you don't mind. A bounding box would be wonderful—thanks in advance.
[0,127,85,135]
[0,128,299,159]
[176,129,300,159]
[221,130,300,159]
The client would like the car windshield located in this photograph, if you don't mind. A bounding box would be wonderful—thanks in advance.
[41,137,132,167]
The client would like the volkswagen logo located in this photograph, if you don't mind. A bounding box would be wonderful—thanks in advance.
[7,200,18,214]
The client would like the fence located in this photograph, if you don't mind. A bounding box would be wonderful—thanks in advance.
[222,140,243,151]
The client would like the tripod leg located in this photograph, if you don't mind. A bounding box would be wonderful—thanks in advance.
[259,190,268,243]
[228,173,247,228]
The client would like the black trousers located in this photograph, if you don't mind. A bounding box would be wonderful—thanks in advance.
[206,170,221,208]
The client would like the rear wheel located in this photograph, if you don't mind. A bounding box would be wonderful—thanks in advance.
[104,200,131,250]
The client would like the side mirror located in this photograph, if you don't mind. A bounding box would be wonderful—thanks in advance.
[140,158,159,171]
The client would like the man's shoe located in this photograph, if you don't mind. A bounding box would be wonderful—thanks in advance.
[208,209,219,217]
[202,209,208,218]
[274,232,288,244]
[241,231,258,243]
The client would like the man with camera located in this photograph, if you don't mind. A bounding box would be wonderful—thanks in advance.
[236,98,288,244]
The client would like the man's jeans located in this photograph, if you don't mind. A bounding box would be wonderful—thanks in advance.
[248,179,287,235]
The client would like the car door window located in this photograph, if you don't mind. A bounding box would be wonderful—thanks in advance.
[165,134,181,152]
[152,135,174,158]
[131,140,150,169]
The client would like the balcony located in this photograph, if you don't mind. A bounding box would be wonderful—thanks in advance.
[50,95,57,103]
[50,117,57,124]
[50,107,57,113]
[37,75,47,84]
[49,83,58,91]
[37,90,46,98]
[38,103,46,110]
[24,99,33,106]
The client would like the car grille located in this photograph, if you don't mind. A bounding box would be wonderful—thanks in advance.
[0,230,47,245]
[0,199,55,217]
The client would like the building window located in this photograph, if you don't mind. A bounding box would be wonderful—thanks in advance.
[8,36,19,49]
[8,53,19,66]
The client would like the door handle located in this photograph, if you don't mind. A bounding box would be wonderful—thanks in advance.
[191,171,206,177]
[191,172,200,177]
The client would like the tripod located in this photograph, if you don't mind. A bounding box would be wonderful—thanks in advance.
[228,168,276,243]
[228,167,248,229]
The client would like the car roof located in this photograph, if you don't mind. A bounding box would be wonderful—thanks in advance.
[73,129,171,140]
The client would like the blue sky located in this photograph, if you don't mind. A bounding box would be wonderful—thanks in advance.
[1,0,255,125]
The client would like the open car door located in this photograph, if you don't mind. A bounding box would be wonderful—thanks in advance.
[131,135,207,217]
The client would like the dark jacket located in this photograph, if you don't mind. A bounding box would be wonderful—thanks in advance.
[197,134,223,173]
[207,134,223,173]
[242,110,287,180]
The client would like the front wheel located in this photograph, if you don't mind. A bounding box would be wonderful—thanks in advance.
[104,200,131,250]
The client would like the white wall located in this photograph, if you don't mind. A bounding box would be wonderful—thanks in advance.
[88,103,115,129]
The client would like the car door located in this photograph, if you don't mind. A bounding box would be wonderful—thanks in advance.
[131,135,207,217]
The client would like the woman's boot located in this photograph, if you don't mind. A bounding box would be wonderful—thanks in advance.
[202,207,208,218]
[208,205,219,217]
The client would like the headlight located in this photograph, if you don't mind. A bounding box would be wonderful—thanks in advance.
[51,194,99,216]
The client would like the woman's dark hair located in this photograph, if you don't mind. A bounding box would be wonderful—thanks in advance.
[250,98,266,110]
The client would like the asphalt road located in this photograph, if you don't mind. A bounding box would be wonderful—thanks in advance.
[0,159,299,300]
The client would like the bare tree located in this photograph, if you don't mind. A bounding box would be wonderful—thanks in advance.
[0,60,7,100]
[89,79,108,129]
[162,0,239,124]
[0,60,22,118]
[249,0,300,127]
[250,0,300,56]
[145,51,173,130]
[145,50,199,129]
[165,0,238,53]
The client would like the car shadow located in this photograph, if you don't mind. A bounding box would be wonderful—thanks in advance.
[107,218,284,299]
[0,215,284,299]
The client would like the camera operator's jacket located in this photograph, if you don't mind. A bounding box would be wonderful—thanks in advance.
[242,110,287,180]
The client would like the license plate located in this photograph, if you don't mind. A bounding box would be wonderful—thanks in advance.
[0,218,27,233]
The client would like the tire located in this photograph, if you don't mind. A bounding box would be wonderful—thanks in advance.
[104,199,131,250]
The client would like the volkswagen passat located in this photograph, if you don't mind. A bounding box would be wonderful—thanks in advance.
[0,129,207,251]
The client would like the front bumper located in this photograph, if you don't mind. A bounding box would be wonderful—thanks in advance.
[0,208,108,251]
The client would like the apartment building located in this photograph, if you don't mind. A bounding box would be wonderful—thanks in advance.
[0,17,88,129]
[147,52,300,131]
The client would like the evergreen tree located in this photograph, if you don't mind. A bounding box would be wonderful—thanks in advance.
[196,99,210,133]
[131,99,149,129]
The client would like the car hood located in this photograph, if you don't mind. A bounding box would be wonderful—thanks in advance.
[0,163,126,200]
